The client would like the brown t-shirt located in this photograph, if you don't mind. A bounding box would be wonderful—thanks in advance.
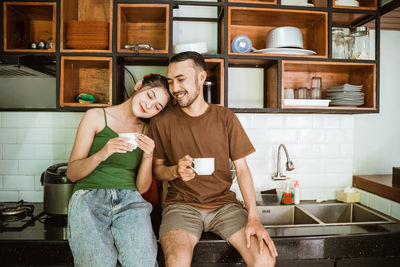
[149,104,255,209]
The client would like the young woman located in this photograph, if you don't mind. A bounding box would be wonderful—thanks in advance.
[66,74,171,267]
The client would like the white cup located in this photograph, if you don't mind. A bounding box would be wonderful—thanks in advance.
[191,158,215,175]
[118,133,139,151]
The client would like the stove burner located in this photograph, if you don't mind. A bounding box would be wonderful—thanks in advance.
[0,200,36,231]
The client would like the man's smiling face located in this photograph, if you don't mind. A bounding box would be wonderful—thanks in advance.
[167,59,203,108]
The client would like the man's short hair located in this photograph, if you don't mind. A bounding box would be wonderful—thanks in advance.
[170,51,206,71]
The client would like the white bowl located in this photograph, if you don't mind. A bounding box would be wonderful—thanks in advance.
[173,42,208,54]
[266,26,304,49]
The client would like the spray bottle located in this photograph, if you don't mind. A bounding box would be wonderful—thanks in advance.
[281,179,294,205]
[294,180,300,205]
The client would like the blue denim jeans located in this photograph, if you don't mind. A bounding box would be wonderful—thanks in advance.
[68,189,157,267]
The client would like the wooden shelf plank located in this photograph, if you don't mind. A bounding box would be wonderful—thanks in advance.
[353,175,400,203]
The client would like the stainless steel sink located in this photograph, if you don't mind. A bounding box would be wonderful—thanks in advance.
[257,206,320,227]
[257,202,396,227]
[299,203,395,225]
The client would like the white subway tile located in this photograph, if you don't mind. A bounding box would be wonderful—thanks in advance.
[355,188,372,207]
[340,144,353,158]
[301,188,326,200]
[0,145,2,159]
[34,144,66,160]
[20,191,43,202]
[236,114,254,129]
[0,128,17,143]
[4,176,35,190]
[3,144,34,160]
[17,128,49,144]
[34,175,44,191]
[390,201,400,220]
[65,144,74,160]
[0,176,3,189]
[316,144,341,159]
[0,114,1,127]
[0,160,19,175]
[1,112,34,128]
[318,173,352,188]
[268,129,298,144]
[298,129,325,144]
[369,194,391,215]
[313,115,341,129]
[254,115,285,129]
[326,129,353,144]
[247,159,273,175]
[245,128,268,144]
[64,112,84,129]
[34,112,65,128]
[285,115,313,128]
[289,144,321,160]
[18,160,52,176]
[294,159,325,174]
[250,144,274,160]
[340,115,354,129]
[324,159,353,173]
[0,191,19,201]
[48,129,77,144]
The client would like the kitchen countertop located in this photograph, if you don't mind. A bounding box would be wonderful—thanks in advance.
[353,174,400,203]
[1,202,400,266]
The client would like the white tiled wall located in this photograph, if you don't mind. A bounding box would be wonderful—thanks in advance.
[0,111,355,202]
[356,188,400,220]
[0,112,82,202]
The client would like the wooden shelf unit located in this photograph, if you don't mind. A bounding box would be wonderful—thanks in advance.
[60,56,113,107]
[281,61,376,111]
[3,2,56,52]
[60,0,113,52]
[0,1,380,114]
[117,4,169,54]
[228,7,328,58]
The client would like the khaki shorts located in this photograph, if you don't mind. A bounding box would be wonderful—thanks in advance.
[159,203,248,241]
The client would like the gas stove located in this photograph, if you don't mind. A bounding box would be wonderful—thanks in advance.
[0,200,67,236]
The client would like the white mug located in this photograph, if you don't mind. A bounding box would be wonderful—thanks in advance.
[118,133,139,151]
[191,158,215,175]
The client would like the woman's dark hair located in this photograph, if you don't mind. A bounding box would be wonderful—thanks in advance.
[170,51,206,71]
[141,73,169,93]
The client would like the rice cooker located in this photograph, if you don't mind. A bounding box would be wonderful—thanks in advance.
[40,163,75,216]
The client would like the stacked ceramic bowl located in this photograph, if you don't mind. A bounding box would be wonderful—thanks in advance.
[326,83,364,106]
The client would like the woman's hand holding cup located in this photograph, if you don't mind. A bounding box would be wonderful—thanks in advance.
[98,136,135,161]
[136,134,155,159]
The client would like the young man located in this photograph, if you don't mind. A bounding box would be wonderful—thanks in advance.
[149,51,277,267]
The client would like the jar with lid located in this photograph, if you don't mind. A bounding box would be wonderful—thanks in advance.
[351,26,370,60]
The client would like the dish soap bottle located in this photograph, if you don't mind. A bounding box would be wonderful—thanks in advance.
[281,179,294,205]
[294,180,300,205]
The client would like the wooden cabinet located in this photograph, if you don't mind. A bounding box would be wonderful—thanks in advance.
[0,0,380,114]
[3,2,56,52]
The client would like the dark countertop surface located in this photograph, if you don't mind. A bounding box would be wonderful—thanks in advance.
[1,201,400,266]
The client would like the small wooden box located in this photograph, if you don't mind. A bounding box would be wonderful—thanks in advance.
[60,56,112,107]
[336,190,360,203]
[393,167,400,186]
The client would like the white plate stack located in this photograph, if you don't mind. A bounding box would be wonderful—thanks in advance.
[326,83,364,107]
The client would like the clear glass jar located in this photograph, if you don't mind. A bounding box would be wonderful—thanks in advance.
[310,77,322,99]
[332,28,345,59]
[351,26,370,60]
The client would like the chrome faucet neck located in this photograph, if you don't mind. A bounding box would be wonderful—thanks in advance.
[272,144,294,181]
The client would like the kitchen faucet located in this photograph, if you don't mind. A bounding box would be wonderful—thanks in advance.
[271,144,295,180]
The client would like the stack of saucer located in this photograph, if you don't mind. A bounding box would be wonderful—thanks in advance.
[326,84,364,106]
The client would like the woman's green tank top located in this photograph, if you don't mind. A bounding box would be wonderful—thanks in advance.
[73,109,145,192]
